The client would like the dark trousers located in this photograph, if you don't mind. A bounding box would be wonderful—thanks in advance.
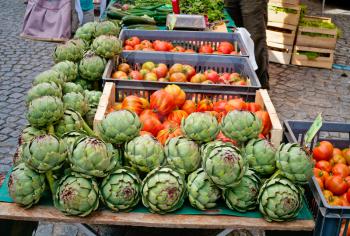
[225,0,270,89]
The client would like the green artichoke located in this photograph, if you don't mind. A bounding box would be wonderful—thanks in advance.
[74,22,97,44]
[85,90,102,108]
[54,110,84,137]
[200,140,226,161]
[63,92,89,116]
[61,130,88,150]
[91,35,122,59]
[187,168,221,210]
[258,175,303,222]
[53,39,85,63]
[84,107,97,129]
[23,134,68,173]
[78,52,107,81]
[69,136,118,177]
[125,135,165,173]
[26,82,62,105]
[27,96,64,128]
[63,82,84,95]
[275,143,313,184]
[33,69,65,87]
[96,110,141,145]
[165,136,201,175]
[221,111,262,143]
[8,163,46,208]
[100,167,141,212]
[70,38,90,51]
[95,21,120,37]
[141,166,186,214]
[20,126,46,144]
[243,138,276,176]
[13,145,24,166]
[202,141,247,189]
[74,77,93,90]
[52,61,78,82]
[223,169,261,212]
[181,112,219,143]
[54,173,99,217]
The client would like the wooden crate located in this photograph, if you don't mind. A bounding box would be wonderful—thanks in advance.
[296,16,337,49]
[94,82,283,148]
[268,3,301,26]
[268,41,293,64]
[269,0,300,6]
[267,22,297,46]
[291,45,334,69]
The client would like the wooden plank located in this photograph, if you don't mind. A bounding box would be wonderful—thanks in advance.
[268,48,292,65]
[269,0,300,7]
[93,82,115,131]
[296,26,337,49]
[268,3,301,26]
[211,22,228,32]
[266,27,296,46]
[0,202,314,231]
[303,15,332,23]
[291,46,334,69]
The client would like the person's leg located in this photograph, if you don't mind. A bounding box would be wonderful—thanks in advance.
[224,0,243,27]
[240,0,270,89]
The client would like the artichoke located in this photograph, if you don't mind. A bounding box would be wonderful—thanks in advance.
[74,22,97,44]
[100,167,141,212]
[52,61,78,82]
[243,138,276,176]
[223,169,261,212]
[181,112,219,143]
[84,107,97,129]
[258,175,303,222]
[96,110,141,145]
[200,140,226,161]
[202,141,247,189]
[141,166,186,214]
[74,77,93,90]
[8,163,46,208]
[33,69,65,87]
[125,135,165,173]
[221,111,262,143]
[13,145,24,166]
[27,96,64,128]
[95,21,120,37]
[63,82,84,95]
[187,168,221,210]
[54,110,84,138]
[165,136,201,175]
[26,82,62,105]
[85,90,102,108]
[78,52,107,81]
[20,126,46,144]
[54,173,99,217]
[275,143,313,184]
[63,92,89,116]
[69,136,118,177]
[61,130,87,150]
[53,39,85,63]
[23,134,68,173]
[91,35,122,59]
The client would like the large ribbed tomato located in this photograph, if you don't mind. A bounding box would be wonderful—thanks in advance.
[150,89,176,116]
[247,102,262,112]
[255,110,272,136]
[157,125,182,145]
[197,98,213,112]
[225,98,246,112]
[164,84,186,108]
[141,116,163,137]
[140,109,159,121]
[213,100,227,113]
[121,95,144,115]
[167,110,188,125]
[181,100,196,114]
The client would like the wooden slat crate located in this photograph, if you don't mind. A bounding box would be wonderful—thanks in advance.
[267,21,297,46]
[268,3,301,26]
[268,41,293,65]
[291,45,334,69]
[268,0,300,6]
[94,82,283,148]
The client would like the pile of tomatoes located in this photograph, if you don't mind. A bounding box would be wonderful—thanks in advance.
[313,141,350,206]
[111,62,247,86]
[123,36,238,55]
[108,84,272,145]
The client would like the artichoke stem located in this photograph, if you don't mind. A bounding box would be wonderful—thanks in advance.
[82,120,96,137]
[45,171,55,195]
[47,124,55,135]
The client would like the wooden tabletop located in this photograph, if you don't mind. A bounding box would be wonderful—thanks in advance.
[0,202,314,231]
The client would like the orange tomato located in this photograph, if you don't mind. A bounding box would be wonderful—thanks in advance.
[332,163,350,178]
[121,95,144,115]
[164,84,186,108]
[197,98,213,112]
[225,98,246,112]
[181,100,196,115]
[167,110,188,125]
[157,126,182,145]
[330,154,347,166]
[315,177,324,190]
[333,148,343,157]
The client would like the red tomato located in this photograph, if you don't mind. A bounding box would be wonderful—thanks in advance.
[225,98,246,112]
[129,70,143,80]
[333,148,343,157]
[247,103,262,112]
[169,72,187,82]
[199,44,214,54]
[197,99,213,112]
[181,100,196,115]
[313,141,334,161]
[124,45,134,50]
[184,49,196,53]
[190,73,206,83]
[217,41,234,54]
[313,168,329,183]
[183,65,196,79]
[152,63,168,79]
[121,95,144,115]
[216,131,237,145]
[315,160,332,172]
[162,120,179,130]
[171,46,186,52]
[255,110,272,136]
[141,116,163,137]
[213,100,228,113]
[345,176,350,188]
[166,42,174,50]
[347,189,350,203]
[167,110,188,125]
[157,126,182,145]
[315,177,324,190]
[153,40,169,51]
[164,84,186,108]
[125,37,140,47]
[333,163,350,178]
[218,73,231,84]
[325,175,348,195]
[140,40,153,48]
[204,70,220,83]
[150,89,176,116]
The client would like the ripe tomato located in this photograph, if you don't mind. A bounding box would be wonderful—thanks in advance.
[255,110,272,136]
[134,44,144,50]
[204,70,220,83]
[217,41,234,54]
[124,45,134,50]
[140,109,159,121]
[343,148,350,165]
[171,46,186,52]
[144,72,158,81]
[247,103,262,112]
[199,44,214,54]
[157,126,182,145]
[197,99,213,112]
[190,73,207,83]
[345,176,350,188]
[166,42,174,50]
[315,160,332,172]
[139,98,149,110]
[206,111,223,123]
[150,89,176,116]
[164,84,186,108]
[142,61,156,71]
[162,120,179,130]
[213,100,227,113]
[218,73,230,84]
[229,73,242,83]
[118,63,130,73]
[125,37,140,47]
[152,63,168,79]
[333,148,343,157]
[129,70,143,80]
[183,65,196,79]
[330,154,347,166]
[181,100,196,115]
[111,71,128,80]
[167,110,188,125]
[313,168,329,183]
[169,63,184,75]
[325,175,348,195]
[141,116,163,137]
[347,189,350,202]
[225,98,246,112]
[140,40,153,48]
[332,163,350,178]
[322,190,333,201]
[216,131,238,145]
[315,177,324,190]
[121,95,144,115]
[169,72,187,82]
[153,40,169,51]
[328,196,343,206]
[340,193,350,206]
[313,141,334,161]
[184,49,196,53]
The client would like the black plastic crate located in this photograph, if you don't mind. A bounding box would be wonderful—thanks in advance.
[119,29,249,57]
[103,51,261,102]
[283,120,350,236]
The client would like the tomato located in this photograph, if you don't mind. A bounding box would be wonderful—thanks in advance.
[129,70,143,80]
[313,141,334,161]
[190,73,206,83]
[169,63,184,75]
[125,37,140,47]
[111,102,122,112]
[204,70,220,83]
[343,148,350,165]
[328,196,343,206]
[345,176,350,188]
[169,72,187,82]
[213,51,223,54]
[340,193,350,206]
[111,71,128,80]
[142,61,156,71]
[139,98,149,110]
[117,63,130,73]
[166,42,174,50]
[181,100,196,115]
[218,73,230,84]
[183,65,196,79]
[140,109,159,121]
[140,40,153,48]
[233,80,247,86]
[333,148,343,157]
[142,48,155,51]
[340,223,350,236]
[216,131,237,145]
[144,72,158,81]
[225,98,246,112]
[153,40,169,51]
[171,46,186,52]
[152,63,168,79]
[333,163,350,178]
[313,168,329,183]
[322,190,333,201]
[121,95,144,115]
[325,175,348,195]
[315,160,332,172]
[164,84,186,108]
[347,189,350,203]
[157,126,182,145]
[197,99,213,112]
[217,41,234,54]
[247,103,262,112]
[213,100,228,113]
[229,73,242,83]
[199,44,214,54]
[140,131,153,136]
[315,177,324,190]
[141,116,163,137]
[330,154,347,166]
[162,120,179,130]
[134,44,144,50]
[124,45,134,50]
[167,110,188,125]
[184,49,195,53]
[206,111,223,123]
[255,110,272,136]
[150,89,176,116]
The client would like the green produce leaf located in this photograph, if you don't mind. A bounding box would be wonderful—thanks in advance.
[304,113,323,147]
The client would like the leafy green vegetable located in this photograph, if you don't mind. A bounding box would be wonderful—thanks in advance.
[301,32,335,38]
[297,51,330,60]
[180,0,224,22]
[299,18,337,29]
[269,6,298,14]
[135,0,171,7]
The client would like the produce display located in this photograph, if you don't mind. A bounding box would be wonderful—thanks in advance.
[111,61,247,85]
[123,36,238,55]
[179,0,225,22]
[312,141,350,206]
